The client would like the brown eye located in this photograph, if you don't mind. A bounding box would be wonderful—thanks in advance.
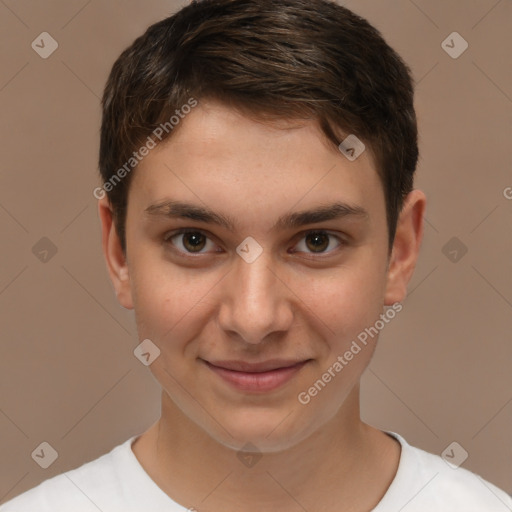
[166,230,215,254]
[305,232,330,252]
[294,231,342,254]
[182,232,207,252]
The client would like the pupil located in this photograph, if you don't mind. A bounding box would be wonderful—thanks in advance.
[307,233,328,252]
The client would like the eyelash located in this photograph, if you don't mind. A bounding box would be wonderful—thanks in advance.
[163,228,345,258]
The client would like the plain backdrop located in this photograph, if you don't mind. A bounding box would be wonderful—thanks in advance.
[1,0,511,503]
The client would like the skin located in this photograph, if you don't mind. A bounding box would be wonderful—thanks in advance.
[99,100,426,512]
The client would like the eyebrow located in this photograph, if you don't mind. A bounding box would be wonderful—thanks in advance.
[144,200,368,232]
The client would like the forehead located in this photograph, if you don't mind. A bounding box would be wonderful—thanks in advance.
[129,101,384,230]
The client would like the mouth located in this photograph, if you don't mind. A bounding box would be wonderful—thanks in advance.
[202,359,311,393]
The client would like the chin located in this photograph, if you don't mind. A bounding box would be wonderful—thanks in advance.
[206,406,319,453]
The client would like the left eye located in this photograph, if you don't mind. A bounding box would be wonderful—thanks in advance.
[293,231,341,254]
[166,230,217,253]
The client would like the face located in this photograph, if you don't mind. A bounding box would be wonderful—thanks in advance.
[100,100,423,453]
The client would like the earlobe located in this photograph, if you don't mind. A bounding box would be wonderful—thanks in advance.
[384,189,426,305]
[98,197,134,310]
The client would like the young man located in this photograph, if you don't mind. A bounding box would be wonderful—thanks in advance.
[2,0,511,511]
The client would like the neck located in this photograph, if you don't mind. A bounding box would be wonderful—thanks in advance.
[132,385,400,512]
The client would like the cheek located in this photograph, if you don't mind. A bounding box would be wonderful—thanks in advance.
[295,263,388,421]
[303,254,388,344]
[129,254,219,347]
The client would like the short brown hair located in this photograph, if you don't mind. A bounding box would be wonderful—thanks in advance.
[99,0,418,253]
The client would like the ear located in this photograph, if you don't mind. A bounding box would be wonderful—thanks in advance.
[98,196,134,309]
[384,189,426,305]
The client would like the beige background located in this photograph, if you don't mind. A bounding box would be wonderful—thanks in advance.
[1,0,511,503]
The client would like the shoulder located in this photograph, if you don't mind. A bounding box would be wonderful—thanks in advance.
[377,432,512,512]
[0,437,136,512]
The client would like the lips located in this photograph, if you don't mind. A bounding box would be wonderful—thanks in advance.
[203,359,310,392]
[207,359,307,372]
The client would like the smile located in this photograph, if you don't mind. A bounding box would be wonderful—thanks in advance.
[203,359,311,393]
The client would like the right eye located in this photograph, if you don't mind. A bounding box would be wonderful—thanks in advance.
[164,229,221,255]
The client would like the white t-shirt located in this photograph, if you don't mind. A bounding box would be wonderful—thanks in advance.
[1,431,511,512]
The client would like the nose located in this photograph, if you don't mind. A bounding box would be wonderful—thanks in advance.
[217,252,294,345]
